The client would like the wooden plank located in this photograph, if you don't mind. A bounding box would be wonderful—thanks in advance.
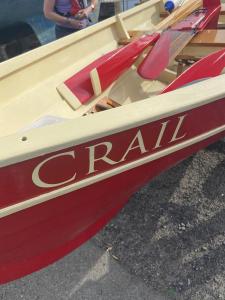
[155,0,202,31]
[190,29,225,47]
[120,0,203,44]
[116,15,130,40]
[90,68,102,96]
[57,83,82,110]
[221,4,225,15]
[161,4,225,18]
[84,97,121,115]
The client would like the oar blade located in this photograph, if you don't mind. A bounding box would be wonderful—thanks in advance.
[137,7,214,80]
[161,48,225,94]
[137,30,193,80]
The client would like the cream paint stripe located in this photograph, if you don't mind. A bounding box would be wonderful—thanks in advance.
[90,68,102,96]
[0,124,225,219]
[56,83,81,110]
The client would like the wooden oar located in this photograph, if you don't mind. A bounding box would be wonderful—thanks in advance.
[156,0,202,31]
[137,29,195,80]
[59,33,160,108]
[161,48,225,94]
[137,8,208,80]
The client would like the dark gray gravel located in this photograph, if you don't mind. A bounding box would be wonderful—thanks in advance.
[94,140,225,300]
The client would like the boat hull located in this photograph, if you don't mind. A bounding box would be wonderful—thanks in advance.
[1,0,225,284]
[1,96,225,283]
[1,133,225,284]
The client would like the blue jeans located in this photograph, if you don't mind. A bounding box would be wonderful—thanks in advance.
[55,17,92,39]
[55,25,78,39]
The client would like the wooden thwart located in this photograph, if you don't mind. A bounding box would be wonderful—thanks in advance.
[119,28,225,48]
[84,97,121,115]
[189,29,225,47]
[175,29,225,75]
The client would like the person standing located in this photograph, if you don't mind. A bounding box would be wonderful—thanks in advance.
[44,0,97,39]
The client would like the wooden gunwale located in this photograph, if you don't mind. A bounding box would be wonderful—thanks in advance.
[1,74,225,166]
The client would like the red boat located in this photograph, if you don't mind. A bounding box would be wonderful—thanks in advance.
[0,0,225,283]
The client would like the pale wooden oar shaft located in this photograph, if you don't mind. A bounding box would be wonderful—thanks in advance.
[156,0,203,31]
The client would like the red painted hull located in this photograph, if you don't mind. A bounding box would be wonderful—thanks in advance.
[1,98,225,283]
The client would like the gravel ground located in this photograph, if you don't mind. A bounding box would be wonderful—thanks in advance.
[1,140,225,300]
[94,140,225,300]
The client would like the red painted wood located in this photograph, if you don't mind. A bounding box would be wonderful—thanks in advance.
[138,30,194,80]
[199,6,221,30]
[64,34,159,104]
[172,10,206,31]
[97,34,159,91]
[0,126,225,283]
[203,0,220,9]
[137,3,221,80]
[65,49,118,104]
[161,48,225,94]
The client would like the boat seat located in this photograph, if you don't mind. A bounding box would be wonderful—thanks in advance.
[175,30,225,75]
[189,29,225,47]
[122,29,225,47]
[57,33,159,110]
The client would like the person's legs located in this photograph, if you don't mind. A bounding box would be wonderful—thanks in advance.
[55,25,77,39]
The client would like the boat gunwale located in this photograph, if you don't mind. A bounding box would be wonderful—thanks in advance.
[1,121,225,220]
[0,74,225,168]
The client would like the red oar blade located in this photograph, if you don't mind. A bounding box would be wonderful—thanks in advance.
[62,33,160,105]
[161,48,225,94]
[97,33,159,91]
[137,30,193,80]
[138,8,210,80]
